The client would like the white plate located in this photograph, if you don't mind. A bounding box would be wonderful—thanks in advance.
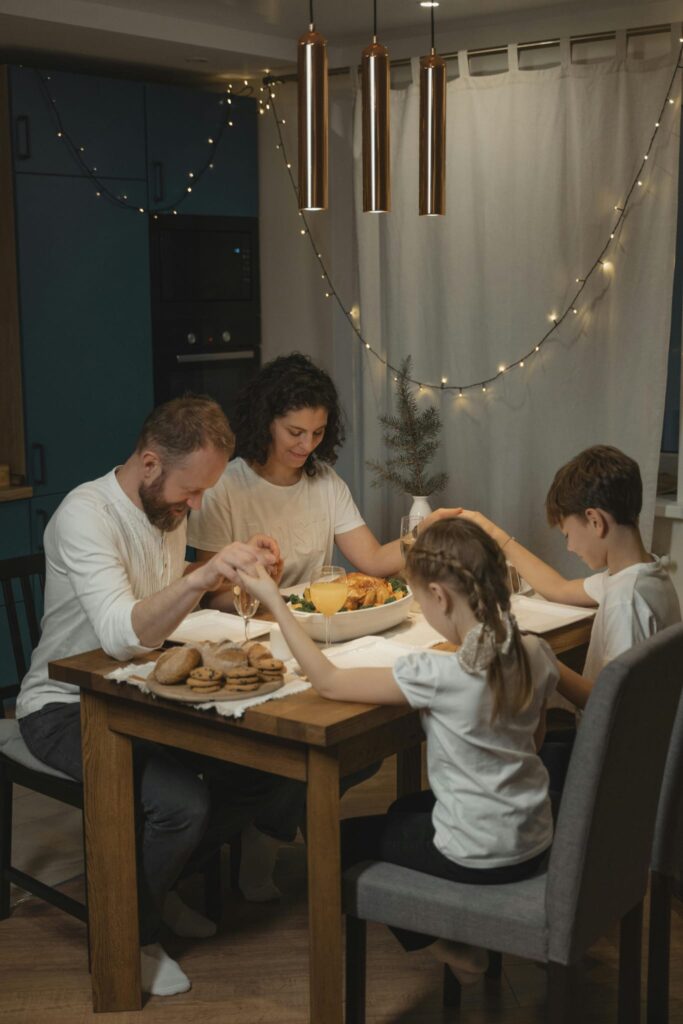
[280,584,414,643]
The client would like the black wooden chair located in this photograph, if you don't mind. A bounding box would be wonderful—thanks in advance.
[0,552,226,932]
[0,552,88,924]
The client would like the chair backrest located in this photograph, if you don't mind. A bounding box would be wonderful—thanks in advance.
[0,553,45,709]
[546,624,683,965]
[650,689,683,877]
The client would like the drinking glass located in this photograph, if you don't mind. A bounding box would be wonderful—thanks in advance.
[309,565,348,648]
[233,584,260,644]
[506,563,522,595]
[400,514,424,563]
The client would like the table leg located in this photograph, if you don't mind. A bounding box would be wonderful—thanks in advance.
[306,747,343,1024]
[396,743,422,797]
[81,692,141,1012]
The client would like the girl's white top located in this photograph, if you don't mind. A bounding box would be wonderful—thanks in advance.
[392,633,558,869]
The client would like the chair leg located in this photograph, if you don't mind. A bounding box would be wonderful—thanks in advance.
[619,899,643,1024]
[81,815,91,973]
[203,848,223,923]
[0,775,12,919]
[345,915,367,1024]
[228,834,242,892]
[443,964,462,1009]
[647,872,671,1024]
[547,961,582,1024]
[486,950,503,980]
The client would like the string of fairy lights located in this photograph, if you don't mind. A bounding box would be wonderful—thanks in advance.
[262,42,683,396]
[34,70,252,215]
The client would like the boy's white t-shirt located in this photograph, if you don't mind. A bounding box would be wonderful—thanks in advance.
[187,457,365,587]
[582,556,681,682]
[392,635,558,870]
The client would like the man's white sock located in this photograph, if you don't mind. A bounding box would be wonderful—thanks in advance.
[239,823,282,902]
[140,943,191,996]
[162,890,217,938]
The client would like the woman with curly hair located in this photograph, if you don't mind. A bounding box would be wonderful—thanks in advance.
[188,353,454,586]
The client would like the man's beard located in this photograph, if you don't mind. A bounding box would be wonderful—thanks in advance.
[138,472,188,532]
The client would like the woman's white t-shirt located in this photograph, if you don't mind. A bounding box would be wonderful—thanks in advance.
[187,457,365,587]
[392,635,558,869]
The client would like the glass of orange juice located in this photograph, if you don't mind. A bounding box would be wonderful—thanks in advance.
[309,565,348,648]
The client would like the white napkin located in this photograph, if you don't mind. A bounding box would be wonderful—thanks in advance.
[311,635,422,669]
[166,609,270,644]
[511,594,595,634]
[105,660,310,719]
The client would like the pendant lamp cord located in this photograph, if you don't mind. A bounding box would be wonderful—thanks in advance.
[309,0,314,27]
[373,0,377,39]
[431,5,435,52]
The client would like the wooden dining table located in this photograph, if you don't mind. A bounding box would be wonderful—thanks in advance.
[48,615,592,1020]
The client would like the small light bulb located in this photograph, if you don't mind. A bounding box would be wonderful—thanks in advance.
[482,386,487,393]
[139,207,144,213]
[57,131,63,138]
[79,146,85,152]
[188,172,194,178]
[95,191,101,197]
[208,137,214,144]
[643,154,648,160]
[656,121,660,127]
[498,364,506,373]
[281,119,286,125]
[300,228,306,235]
[173,210,178,215]
[637,180,643,187]
[458,389,463,398]
[394,376,398,382]
[209,162,214,169]
[535,345,540,352]
[520,361,524,367]
[572,308,578,314]
[365,342,371,349]
[187,186,192,192]
[287,163,292,169]
[669,98,675,105]
[228,121,234,127]
[244,79,248,86]
[610,233,615,239]
[325,292,331,298]
[276,144,280,149]
[259,109,265,115]
[550,314,558,323]
[441,376,448,385]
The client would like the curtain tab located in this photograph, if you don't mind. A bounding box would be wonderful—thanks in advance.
[615,30,627,62]
[507,43,519,73]
[457,49,470,78]
[410,56,420,86]
[559,37,571,69]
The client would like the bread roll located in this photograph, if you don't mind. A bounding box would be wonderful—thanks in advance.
[201,641,249,674]
[154,646,201,684]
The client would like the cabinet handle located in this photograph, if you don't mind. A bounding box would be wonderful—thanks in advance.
[31,443,47,486]
[152,161,164,203]
[35,509,48,552]
[15,115,31,159]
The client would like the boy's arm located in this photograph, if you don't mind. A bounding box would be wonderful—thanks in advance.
[556,660,592,709]
[457,510,596,607]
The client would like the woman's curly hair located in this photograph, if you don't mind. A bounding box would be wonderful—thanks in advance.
[231,353,346,475]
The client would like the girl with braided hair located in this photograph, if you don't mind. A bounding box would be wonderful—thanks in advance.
[238,517,559,985]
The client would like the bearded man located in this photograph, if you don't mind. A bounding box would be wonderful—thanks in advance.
[16,395,290,997]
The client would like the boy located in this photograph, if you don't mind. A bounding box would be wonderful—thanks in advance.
[459,445,681,709]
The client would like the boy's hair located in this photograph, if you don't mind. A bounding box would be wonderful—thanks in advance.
[406,517,532,724]
[545,444,642,527]
[230,352,346,476]
[136,394,234,465]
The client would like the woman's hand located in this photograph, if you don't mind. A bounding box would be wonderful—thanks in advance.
[247,533,282,579]
[236,562,283,611]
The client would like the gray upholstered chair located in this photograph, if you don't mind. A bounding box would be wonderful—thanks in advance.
[647,688,683,1024]
[343,624,683,1024]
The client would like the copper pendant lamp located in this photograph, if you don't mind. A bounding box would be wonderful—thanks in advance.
[419,4,446,215]
[298,0,328,211]
[361,0,391,212]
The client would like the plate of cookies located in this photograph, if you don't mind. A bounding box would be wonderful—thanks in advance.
[147,641,288,703]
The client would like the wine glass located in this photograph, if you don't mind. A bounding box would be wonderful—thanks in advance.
[400,514,424,563]
[309,565,348,648]
[233,584,260,645]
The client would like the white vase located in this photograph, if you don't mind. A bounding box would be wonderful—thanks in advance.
[409,495,432,519]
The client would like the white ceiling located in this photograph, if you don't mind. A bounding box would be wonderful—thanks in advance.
[0,0,675,82]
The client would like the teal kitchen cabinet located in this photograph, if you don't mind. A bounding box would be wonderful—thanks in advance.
[0,500,32,692]
[14,174,153,497]
[9,66,146,180]
[145,84,257,216]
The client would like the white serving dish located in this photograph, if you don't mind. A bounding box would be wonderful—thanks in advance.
[280,584,414,644]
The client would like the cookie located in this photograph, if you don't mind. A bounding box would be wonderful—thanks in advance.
[254,657,284,673]
[154,646,201,684]
[190,685,222,694]
[188,667,222,683]
[225,665,260,682]
[225,681,260,693]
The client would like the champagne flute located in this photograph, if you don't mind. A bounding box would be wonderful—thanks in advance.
[233,584,260,645]
[309,565,348,648]
[400,514,424,562]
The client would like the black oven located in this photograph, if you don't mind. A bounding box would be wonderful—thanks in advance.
[149,214,260,418]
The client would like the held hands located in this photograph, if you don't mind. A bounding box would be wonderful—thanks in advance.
[235,562,282,611]
[193,536,281,592]
[247,533,285,583]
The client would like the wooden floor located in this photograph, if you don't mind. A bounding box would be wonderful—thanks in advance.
[2,755,683,1023]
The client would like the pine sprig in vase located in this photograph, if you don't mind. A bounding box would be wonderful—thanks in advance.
[366,356,449,501]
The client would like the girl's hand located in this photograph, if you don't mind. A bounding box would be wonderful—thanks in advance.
[236,562,283,610]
